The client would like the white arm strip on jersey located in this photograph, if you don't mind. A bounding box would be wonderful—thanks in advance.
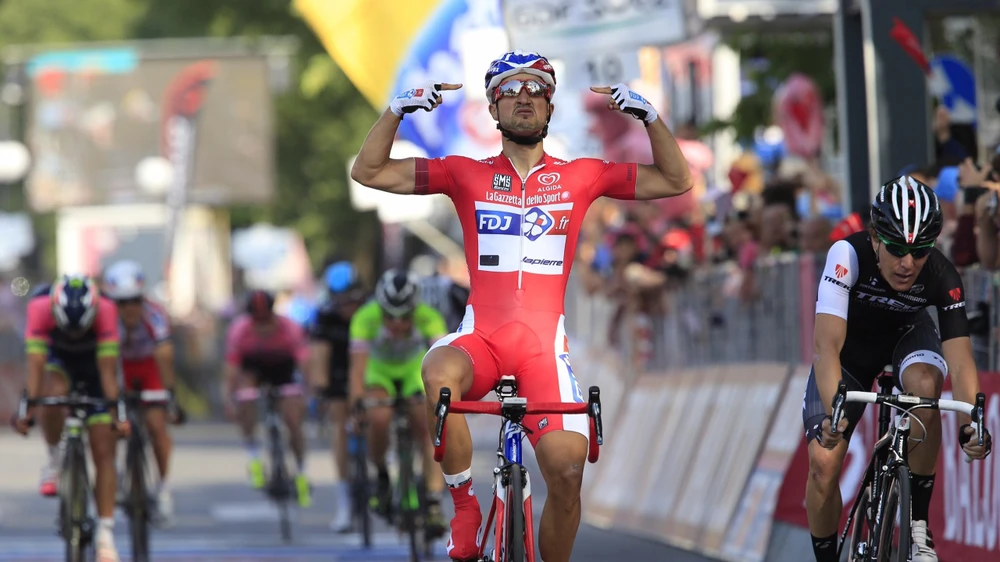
[815,240,859,320]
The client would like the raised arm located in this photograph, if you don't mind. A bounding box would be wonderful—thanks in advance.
[350,83,462,194]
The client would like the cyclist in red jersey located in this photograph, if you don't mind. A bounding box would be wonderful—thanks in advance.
[102,260,179,526]
[352,51,692,562]
[222,290,312,507]
[14,275,130,562]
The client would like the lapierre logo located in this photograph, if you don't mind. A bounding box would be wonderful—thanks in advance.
[523,257,563,266]
[492,173,513,192]
[476,210,520,235]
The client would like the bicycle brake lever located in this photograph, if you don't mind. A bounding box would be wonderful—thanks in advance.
[830,382,847,435]
[433,388,451,447]
[975,392,986,447]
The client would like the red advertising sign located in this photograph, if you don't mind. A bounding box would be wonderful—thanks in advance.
[774,374,1000,561]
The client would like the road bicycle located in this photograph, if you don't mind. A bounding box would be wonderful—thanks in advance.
[345,412,373,548]
[831,366,986,562]
[20,386,116,562]
[433,376,604,562]
[119,386,182,562]
[235,383,301,543]
[362,390,435,562]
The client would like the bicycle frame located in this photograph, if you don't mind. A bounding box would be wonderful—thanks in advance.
[834,371,986,561]
[433,377,603,562]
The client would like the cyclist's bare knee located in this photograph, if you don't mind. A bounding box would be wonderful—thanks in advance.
[900,363,943,398]
[145,408,168,438]
[535,431,588,503]
[421,346,473,398]
[807,440,847,495]
[280,396,306,425]
[42,371,68,397]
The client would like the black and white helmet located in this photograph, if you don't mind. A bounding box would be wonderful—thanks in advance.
[375,269,419,317]
[870,175,942,246]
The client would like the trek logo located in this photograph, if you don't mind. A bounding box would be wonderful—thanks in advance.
[855,291,924,312]
[823,275,850,291]
[476,210,520,235]
[835,264,848,279]
[492,173,513,192]
[949,287,963,302]
[943,301,966,311]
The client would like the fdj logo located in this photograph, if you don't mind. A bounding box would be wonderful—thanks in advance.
[559,353,584,403]
[523,207,554,241]
[476,210,519,235]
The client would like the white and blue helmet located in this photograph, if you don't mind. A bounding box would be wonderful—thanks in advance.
[484,51,556,102]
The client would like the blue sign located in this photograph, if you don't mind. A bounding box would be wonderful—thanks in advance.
[931,55,976,125]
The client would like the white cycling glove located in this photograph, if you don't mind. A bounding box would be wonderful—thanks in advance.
[609,82,658,125]
[389,83,443,118]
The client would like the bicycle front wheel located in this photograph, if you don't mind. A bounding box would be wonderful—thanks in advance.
[350,432,372,548]
[842,486,871,562]
[875,465,911,562]
[62,438,90,562]
[505,465,526,562]
[397,429,422,562]
[127,432,151,562]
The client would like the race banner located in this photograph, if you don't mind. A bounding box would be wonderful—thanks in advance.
[160,61,215,292]
[774,374,1000,561]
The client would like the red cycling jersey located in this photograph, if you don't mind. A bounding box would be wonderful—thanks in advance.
[225,313,309,385]
[120,299,172,392]
[415,152,636,445]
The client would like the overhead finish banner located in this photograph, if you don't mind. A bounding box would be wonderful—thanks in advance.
[502,0,691,57]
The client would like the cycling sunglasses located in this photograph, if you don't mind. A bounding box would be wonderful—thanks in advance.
[877,234,934,259]
[492,79,551,103]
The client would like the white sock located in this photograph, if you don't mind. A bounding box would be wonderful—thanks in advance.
[99,517,114,531]
[296,458,306,475]
[158,478,169,493]
[245,441,259,459]
[47,445,59,467]
[444,468,473,488]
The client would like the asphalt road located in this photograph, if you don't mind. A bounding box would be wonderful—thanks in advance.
[0,420,716,562]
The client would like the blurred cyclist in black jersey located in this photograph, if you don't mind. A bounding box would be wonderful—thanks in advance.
[307,261,367,531]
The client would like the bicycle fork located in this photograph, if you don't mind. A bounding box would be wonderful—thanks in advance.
[480,463,534,562]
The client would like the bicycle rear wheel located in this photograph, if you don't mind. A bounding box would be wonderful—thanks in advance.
[127,431,151,562]
[875,465,911,562]
[505,465,526,562]
[62,438,90,562]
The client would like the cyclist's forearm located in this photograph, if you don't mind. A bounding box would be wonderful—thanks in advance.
[25,353,46,398]
[944,337,980,424]
[814,351,843,416]
[97,356,120,400]
[308,342,330,390]
[154,342,177,389]
[222,364,239,397]
[349,351,368,397]
[352,109,403,184]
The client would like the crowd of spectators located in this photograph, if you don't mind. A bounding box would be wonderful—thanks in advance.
[574,100,1000,369]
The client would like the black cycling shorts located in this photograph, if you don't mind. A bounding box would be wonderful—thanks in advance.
[46,353,110,422]
[242,356,299,388]
[802,313,947,443]
[321,367,348,400]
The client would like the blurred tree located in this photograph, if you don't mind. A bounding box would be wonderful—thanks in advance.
[133,0,382,272]
[701,32,837,146]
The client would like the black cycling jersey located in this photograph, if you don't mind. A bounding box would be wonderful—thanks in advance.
[307,298,351,397]
[817,231,969,343]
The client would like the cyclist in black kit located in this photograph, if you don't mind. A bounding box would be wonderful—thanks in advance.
[802,176,993,562]
[307,261,367,532]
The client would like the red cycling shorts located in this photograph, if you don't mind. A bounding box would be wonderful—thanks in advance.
[122,357,164,392]
[427,304,588,447]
